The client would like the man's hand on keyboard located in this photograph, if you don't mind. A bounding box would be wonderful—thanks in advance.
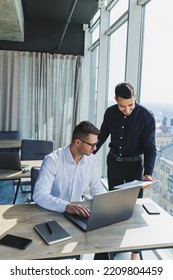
[66,204,90,217]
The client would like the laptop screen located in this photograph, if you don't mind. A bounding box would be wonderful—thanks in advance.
[65,185,141,231]
[0,152,22,170]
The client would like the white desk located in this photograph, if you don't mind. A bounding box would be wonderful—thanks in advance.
[0,198,173,260]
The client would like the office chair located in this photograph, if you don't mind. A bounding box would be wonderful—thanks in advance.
[26,166,40,203]
[0,152,22,204]
[0,131,19,140]
[20,139,54,193]
[21,139,54,160]
[0,130,19,153]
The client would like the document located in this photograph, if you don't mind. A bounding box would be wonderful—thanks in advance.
[113,179,159,190]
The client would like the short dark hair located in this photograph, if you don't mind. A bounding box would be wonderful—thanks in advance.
[72,121,100,142]
[115,82,135,99]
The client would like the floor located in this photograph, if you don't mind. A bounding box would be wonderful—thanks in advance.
[0,180,173,260]
[0,180,31,205]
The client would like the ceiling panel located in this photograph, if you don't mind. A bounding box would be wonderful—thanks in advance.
[0,0,99,54]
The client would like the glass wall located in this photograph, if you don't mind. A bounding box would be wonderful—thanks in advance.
[140,0,173,215]
[107,22,127,106]
[109,0,129,26]
[91,9,100,44]
[89,46,99,124]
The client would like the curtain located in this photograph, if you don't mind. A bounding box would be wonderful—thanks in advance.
[0,51,83,148]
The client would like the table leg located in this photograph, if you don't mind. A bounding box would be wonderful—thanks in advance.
[13,179,21,204]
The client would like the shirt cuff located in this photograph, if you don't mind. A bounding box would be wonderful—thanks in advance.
[56,199,69,213]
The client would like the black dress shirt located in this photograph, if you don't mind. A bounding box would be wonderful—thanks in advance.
[96,103,156,176]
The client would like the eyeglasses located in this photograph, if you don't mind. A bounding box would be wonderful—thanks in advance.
[79,138,98,148]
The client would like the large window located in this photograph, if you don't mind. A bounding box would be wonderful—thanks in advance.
[109,0,129,26]
[140,0,173,215]
[91,10,100,44]
[89,46,99,123]
[108,22,127,106]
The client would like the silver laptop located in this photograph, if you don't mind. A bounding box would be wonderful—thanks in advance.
[65,185,141,231]
[0,152,22,170]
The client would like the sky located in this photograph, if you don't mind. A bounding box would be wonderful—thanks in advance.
[140,0,173,104]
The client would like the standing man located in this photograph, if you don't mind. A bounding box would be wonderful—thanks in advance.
[94,82,156,259]
[33,121,105,217]
[96,82,156,196]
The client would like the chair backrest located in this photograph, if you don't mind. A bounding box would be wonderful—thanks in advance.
[31,166,40,200]
[0,131,20,153]
[21,139,54,160]
[0,131,19,140]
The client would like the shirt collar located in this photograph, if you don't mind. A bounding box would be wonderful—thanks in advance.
[115,101,138,117]
[65,145,86,165]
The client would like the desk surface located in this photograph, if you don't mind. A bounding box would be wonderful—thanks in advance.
[0,140,21,149]
[0,198,173,260]
[0,160,42,180]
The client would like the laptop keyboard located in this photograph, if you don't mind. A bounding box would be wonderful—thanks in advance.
[77,215,89,225]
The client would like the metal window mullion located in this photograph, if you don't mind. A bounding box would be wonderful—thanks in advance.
[105,11,128,36]
[107,0,119,11]
[88,39,100,52]
[89,18,100,33]
[137,0,151,6]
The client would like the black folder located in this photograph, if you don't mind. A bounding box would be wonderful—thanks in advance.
[34,220,71,245]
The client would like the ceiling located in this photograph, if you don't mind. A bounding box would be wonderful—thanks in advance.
[22,0,98,24]
[0,0,99,55]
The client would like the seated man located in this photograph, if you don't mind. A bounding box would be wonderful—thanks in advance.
[33,121,106,217]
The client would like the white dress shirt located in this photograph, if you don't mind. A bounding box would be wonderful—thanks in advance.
[33,145,105,212]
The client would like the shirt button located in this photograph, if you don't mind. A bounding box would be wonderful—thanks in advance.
[119,147,122,149]
[120,137,122,139]
[122,126,124,128]
[119,154,122,156]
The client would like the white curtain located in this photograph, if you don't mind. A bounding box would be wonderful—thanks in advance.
[0,51,83,148]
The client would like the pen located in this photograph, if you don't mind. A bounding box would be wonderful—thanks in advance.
[46,222,54,235]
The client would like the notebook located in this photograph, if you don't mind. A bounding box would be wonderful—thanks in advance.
[65,185,141,231]
[34,220,71,245]
[0,152,22,170]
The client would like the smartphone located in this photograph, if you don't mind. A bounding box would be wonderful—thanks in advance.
[142,203,160,215]
[0,234,32,249]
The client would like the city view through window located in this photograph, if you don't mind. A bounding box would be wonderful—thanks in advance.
[140,0,173,215]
